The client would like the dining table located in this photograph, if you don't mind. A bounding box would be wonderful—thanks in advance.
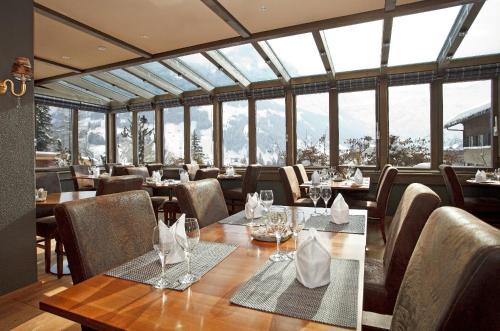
[39,206,368,330]
[143,179,181,200]
[300,177,371,192]
[465,178,500,187]
[218,174,243,180]
[36,191,97,208]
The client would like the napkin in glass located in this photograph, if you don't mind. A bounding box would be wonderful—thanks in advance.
[295,229,331,289]
[311,170,321,186]
[245,192,263,219]
[475,170,487,182]
[331,193,349,224]
[353,168,364,185]
[159,214,186,264]
[180,170,190,183]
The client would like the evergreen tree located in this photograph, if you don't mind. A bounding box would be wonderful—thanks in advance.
[35,104,54,151]
[191,129,205,164]
[121,115,154,164]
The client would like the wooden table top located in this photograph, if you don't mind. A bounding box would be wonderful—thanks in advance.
[300,178,370,191]
[218,174,242,180]
[36,191,96,208]
[143,180,181,188]
[73,174,109,180]
[39,207,367,331]
[466,179,500,187]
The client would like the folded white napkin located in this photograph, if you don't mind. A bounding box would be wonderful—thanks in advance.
[245,193,262,219]
[180,171,190,183]
[295,229,331,289]
[475,170,487,182]
[311,171,321,186]
[188,163,199,179]
[152,171,162,183]
[331,193,349,224]
[353,168,363,185]
[226,166,234,176]
[159,214,186,264]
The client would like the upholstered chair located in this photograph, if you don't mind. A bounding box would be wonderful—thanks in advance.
[364,183,441,315]
[222,164,262,212]
[175,179,229,228]
[292,164,309,185]
[104,163,121,175]
[111,164,133,176]
[146,163,163,176]
[125,166,150,178]
[163,168,181,180]
[194,168,220,180]
[349,166,398,243]
[96,175,144,196]
[183,163,200,181]
[390,207,500,330]
[279,166,314,207]
[54,190,156,285]
[126,166,168,220]
[70,165,95,191]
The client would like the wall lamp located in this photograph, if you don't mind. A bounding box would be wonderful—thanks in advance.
[0,57,33,98]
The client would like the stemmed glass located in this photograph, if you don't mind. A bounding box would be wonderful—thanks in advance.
[309,186,321,214]
[320,185,332,214]
[287,210,305,259]
[246,193,259,227]
[259,190,274,215]
[175,218,200,285]
[152,222,175,288]
[268,208,289,262]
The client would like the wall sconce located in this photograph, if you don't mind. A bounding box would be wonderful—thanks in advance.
[0,57,33,106]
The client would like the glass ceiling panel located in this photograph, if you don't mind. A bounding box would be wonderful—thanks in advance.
[58,81,111,102]
[177,53,234,87]
[218,44,277,82]
[141,62,198,91]
[110,69,165,95]
[82,75,136,98]
[454,0,500,58]
[389,6,461,66]
[323,20,383,72]
[267,33,325,77]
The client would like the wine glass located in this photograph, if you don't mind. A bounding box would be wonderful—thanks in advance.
[320,185,332,214]
[309,186,321,214]
[175,218,200,285]
[287,210,305,259]
[259,190,274,215]
[268,207,289,262]
[246,193,259,227]
[152,222,175,289]
[159,168,164,179]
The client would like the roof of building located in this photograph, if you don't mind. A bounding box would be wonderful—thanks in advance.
[444,103,491,129]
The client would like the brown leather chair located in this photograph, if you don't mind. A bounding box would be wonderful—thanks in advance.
[104,163,121,175]
[126,166,150,178]
[183,163,200,181]
[364,183,441,315]
[163,168,181,180]
[70,165,95,191]
[111,164,133,176]
[36,172,64,277]
[54,190,156,285]
[175,179,229,228]
[96,175,144,196]
[126,166,168,220]
[293,164,308,184]
[279,166,314,207]
[439,164,500,221]
[194,168,220,180]
[146,163,163,176]
[390,207,500,330]
[350,166,398,243]
[223,164,262,212]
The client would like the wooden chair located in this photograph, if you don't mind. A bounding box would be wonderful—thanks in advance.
[222,164,262,213]
[69,165,95,191]
[279,166,314,207]
[194,168,220,180]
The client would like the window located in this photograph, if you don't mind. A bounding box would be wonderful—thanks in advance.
[389,84,431,168]
[256,98,286,166]
[223,100,248,166]
[177,54,233,87]
[218,44,277,82]
[443,80,491,167]
[190,105,213,165]
[115,112,133,164]
[78,110,106,165]
[296,93,329,166]
[110,69,165,95]
[164,107,184,165]
[137,110,156,164]
[82,75,136,98]
[35,104,72,167]
[141,62,198,91]
[339,90,377,166]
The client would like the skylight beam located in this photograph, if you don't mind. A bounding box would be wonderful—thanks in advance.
[204,51,251,88]
[312,30,335,80]
[93,72,156,99]
[162,59,215,92]
[63,76,131,102]
[42,82,111,103]
[124,66,183,97]
[381,0,396,70]
[252,42,290,83]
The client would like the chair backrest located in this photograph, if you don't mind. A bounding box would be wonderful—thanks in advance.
[292,164,309,185]
[381,183,441,310]
[104,163,121,175]
[175,179,228,228]
[54,190,156,284]
[194,168,220,180]
[111,164,133,176]
[36,172,62,218]
[163,168,181,180]
[279,166,302,205]
[126,166,150,179]
[96,175,144,196]
[375,164,392,197]
[391,207,500,330]
[183,164,200,181]
[375,166,398,217]
[242,164,262,195]
[439,164,465,207]
[70,165,94,191]
[146,163,163,176]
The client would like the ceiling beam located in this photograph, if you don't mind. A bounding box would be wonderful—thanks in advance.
[34,3,151,58]
[34,56,82,73]
[63,77,132,102]
[200,0,251,38]
[161,59,215,92]
[312,30,335,80]
[93,72,156,99]
[124,66,183,97]
[437,1,485,70]
[252,42,291,83]
[35,0,477,86]
[40,83,111,103]
[380,0,396,72]
[203,51,250,87]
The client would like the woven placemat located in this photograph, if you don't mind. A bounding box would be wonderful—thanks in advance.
[218,211,254,225]
[305,214,365,234]
[231,258,359,328]
[105,241,237,291]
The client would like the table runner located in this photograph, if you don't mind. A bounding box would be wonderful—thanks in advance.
[231,258,359,328]
[105,241,237,291]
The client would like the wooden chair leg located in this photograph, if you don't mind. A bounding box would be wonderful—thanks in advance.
[55,239,64,279]
[44,237,52,274]
[379,217,386,243]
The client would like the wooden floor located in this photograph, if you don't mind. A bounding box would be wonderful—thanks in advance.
[0,219,388,331]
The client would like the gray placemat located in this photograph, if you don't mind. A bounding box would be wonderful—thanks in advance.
[305,214,365,234]
[105,241,237,291]
[231,258,359,328]
[218,211,255,225]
